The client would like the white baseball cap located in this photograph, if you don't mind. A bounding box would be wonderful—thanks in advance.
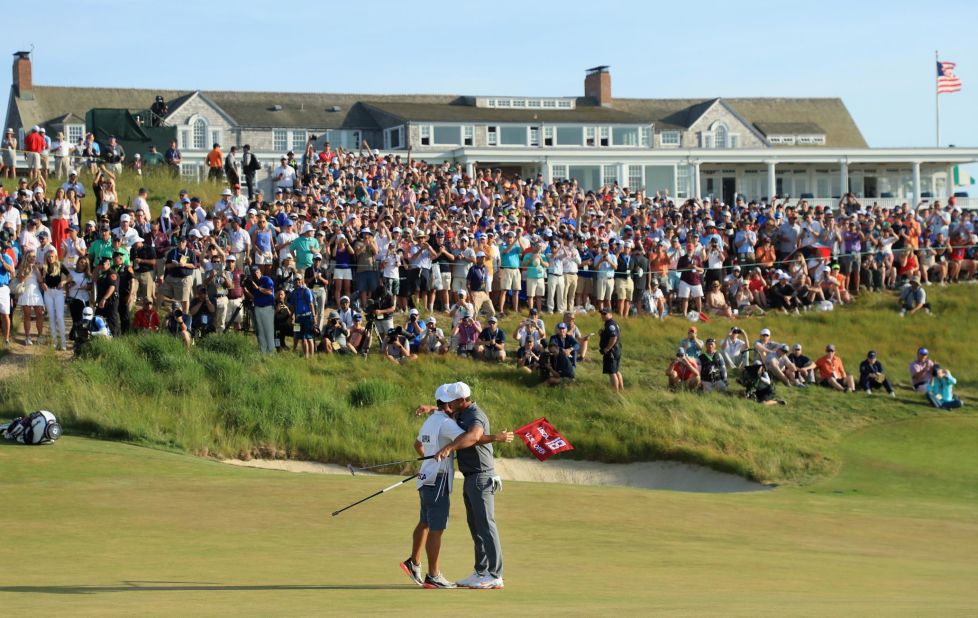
[445,382,471,401]
[434,384,451,403]
[120,213,131,222]
[760,328,771,336]
[409,308,419,316]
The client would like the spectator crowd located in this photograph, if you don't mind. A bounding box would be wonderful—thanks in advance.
[0,137,970,408]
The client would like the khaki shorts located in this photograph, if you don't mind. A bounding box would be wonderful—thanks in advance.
[614,278,635,299]
[596,277,615,301]
[26,152,41,170]
[578,277,593,298]
[501,268,522,291]
[451,276,467,293]
[160,275,193,304]
[526,278,546,298]
[136,271,156,302]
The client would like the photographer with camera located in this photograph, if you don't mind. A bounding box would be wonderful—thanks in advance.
[165,302,192,349]
[698,338,728,393]
[384,326,415,364]
[404,307,427,354]
[419,316,447,355]
[540,340,575,386]
[320,309,350,355]
[475,316,505,363]
[451,308,482,357]
[188,284,216,341]
[667,348,701,391]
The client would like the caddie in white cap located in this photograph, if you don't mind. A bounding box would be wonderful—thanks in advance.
[415,381,515,589]
[400,384,467,589]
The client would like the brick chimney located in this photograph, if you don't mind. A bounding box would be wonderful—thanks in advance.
[585,65,611,107]
[12,51,33,100]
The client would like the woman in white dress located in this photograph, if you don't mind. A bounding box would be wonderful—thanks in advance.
[15,252,45,344]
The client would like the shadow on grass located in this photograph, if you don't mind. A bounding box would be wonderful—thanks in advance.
[0,581,421,595]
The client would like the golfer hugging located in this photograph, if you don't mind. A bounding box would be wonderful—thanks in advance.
[405,382,514,589]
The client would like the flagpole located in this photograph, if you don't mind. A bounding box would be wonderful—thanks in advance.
[935,50,941,147]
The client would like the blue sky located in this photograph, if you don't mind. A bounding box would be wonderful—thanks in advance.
[4,0,977,151]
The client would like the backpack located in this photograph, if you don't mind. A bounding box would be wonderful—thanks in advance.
[2,411,62,445]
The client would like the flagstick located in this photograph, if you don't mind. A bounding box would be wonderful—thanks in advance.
[935,50,941,147]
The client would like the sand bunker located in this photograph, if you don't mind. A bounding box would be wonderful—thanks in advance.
[223,457,771,494]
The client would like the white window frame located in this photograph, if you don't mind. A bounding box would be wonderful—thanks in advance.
[209,128,223,149]
[463,125,474,146]
[190,116,208,150]
[66,123,85,145]
[291,130,307,151]
[660,131,680,147]
[676,165,690,198]
[551,164,568,180]
[487,126,498,146]
[542,100,557,108]
[419,125,431,146]
[529,126,540,147]
[711,121,729,149]
[628,165,643,190]
[557,100,573,109]
[273,128,289,152]
[640,126,651,148]
[585,127,596,147]
[543,126,554,146]
[385,126,404,149]
[599,126,610,147]
[730,134,740,149]
[602,165,618,186]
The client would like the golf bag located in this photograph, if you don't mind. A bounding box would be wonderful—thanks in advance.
[2,410,62,445]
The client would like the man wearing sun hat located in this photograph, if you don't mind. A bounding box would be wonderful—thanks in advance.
[290,222,320,271]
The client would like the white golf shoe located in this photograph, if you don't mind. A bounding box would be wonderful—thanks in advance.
[455,572,484,588]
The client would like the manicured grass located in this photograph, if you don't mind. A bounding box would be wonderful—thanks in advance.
[1,285,974,485]
[0,415,975,616]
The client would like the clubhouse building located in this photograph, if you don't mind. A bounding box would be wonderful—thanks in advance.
[6,53,977,207]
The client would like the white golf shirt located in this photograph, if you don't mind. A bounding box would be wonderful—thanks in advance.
[416,410,464,490]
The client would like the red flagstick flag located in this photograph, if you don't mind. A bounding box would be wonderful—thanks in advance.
[514,418,574,461]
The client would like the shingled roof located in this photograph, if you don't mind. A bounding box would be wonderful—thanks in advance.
[11,85,869,149]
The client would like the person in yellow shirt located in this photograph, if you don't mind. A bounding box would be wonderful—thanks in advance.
[206,143,224,181]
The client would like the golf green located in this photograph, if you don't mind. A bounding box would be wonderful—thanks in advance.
[1,415,976,616]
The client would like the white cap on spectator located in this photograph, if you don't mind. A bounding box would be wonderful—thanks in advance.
[189,229,202,237]
[222,188,232,196]
[120,213,130,222]
[300,222,314,234]
[409,308,419,316]
[760,328,771,336]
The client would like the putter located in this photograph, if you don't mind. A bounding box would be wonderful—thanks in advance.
[347,455,435,476]
[332,473,419,517]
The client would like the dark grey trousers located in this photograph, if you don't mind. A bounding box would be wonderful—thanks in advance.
[462,472,503,579]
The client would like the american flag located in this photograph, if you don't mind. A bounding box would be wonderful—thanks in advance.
[937,61,962,94]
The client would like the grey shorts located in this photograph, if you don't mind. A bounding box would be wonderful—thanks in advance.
[419,475,450,530]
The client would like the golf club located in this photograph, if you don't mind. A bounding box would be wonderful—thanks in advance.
[347,455,435,476]
[331,473,419,517]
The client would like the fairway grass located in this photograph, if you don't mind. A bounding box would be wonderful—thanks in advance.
[1,415,976,617]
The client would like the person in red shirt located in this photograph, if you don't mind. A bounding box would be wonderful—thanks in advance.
[133,297,161,332]
[667,347,701,390]
[24,126,46,182]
